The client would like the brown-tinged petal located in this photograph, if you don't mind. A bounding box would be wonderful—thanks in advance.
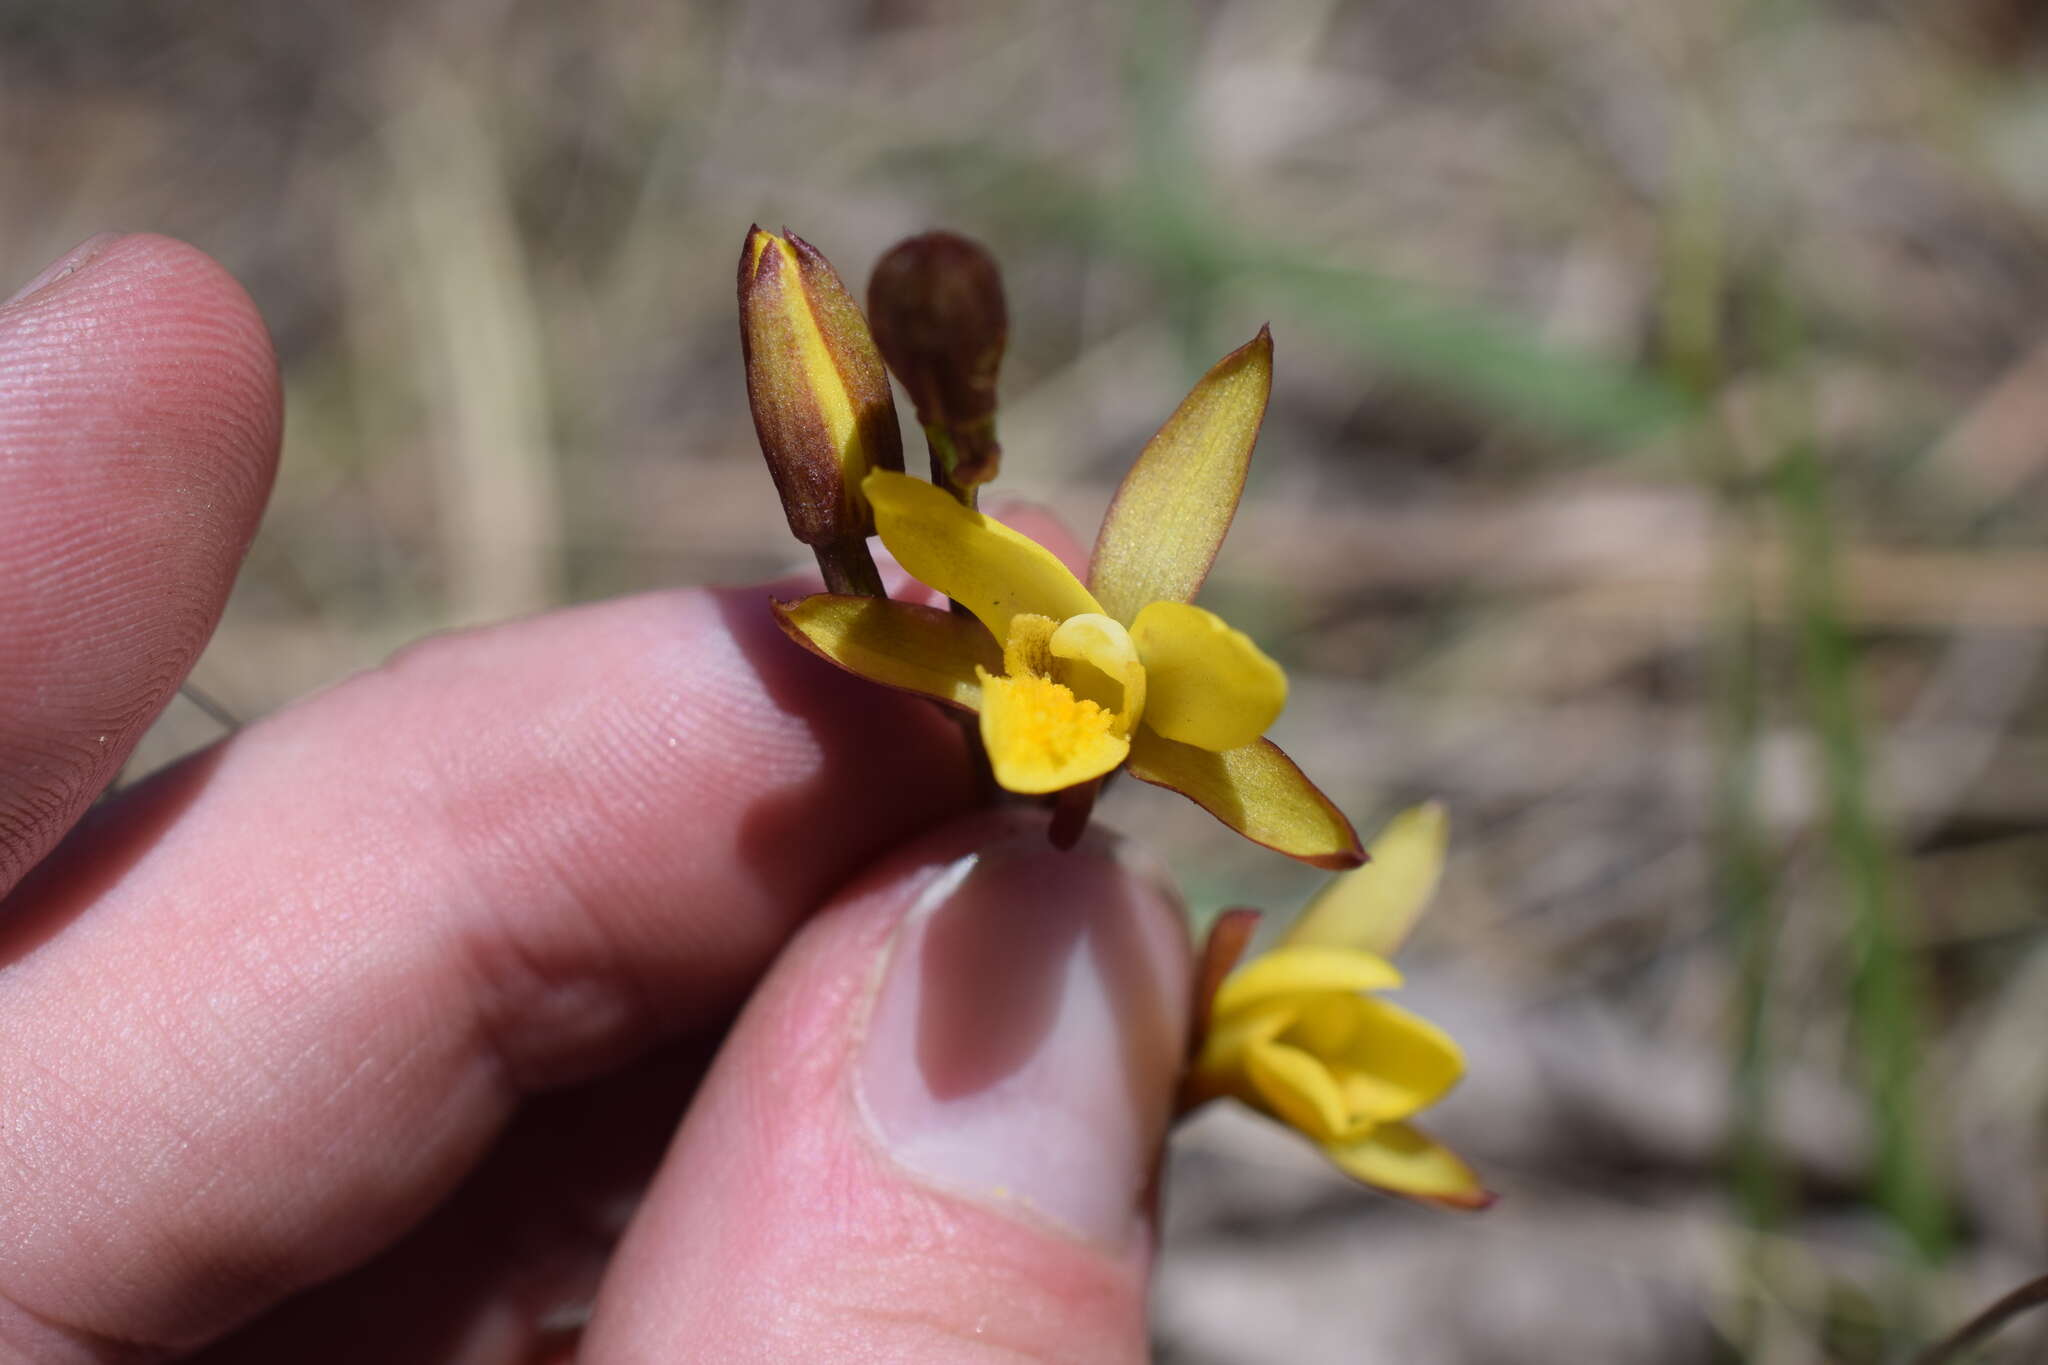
[739,226,902,544]
[1088,327,1272,623]
[1322,1122,1497,1210]
[1126,727,1363,870]
[772,593,997,711]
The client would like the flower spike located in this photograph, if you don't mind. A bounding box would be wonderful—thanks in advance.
[749,235,1358,867]
[782,361,1357,865]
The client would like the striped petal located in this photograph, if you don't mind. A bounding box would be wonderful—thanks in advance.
[773,594,998,711]
[865,470,1100,644]
[1130,600,1286,751]
[1088,328,1271,624]
[1285,802,1449,954]
[1126,730,1364,869]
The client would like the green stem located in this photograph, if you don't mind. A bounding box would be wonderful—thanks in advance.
[1775,441,1949,1264]
[1717,526,1782,1235]
[1657,92,1787,1265]
[923,421,989,509]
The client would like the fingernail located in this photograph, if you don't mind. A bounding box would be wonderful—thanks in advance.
[4,233,120,308]
[855,822,1191,1246]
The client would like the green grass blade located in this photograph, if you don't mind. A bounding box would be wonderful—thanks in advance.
[1775,440,1950,1264]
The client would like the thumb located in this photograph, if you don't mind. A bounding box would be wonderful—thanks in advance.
[581,809,1192,1364]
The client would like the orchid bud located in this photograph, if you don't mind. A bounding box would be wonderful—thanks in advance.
[738,226,902,545]
[866,230,1007,490]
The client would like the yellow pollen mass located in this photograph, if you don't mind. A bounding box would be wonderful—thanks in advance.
[975,668,1130,793]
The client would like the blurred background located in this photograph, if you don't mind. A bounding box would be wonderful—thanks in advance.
[6,0,2048,1359]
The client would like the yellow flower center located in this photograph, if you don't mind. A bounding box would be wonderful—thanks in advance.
[974,612,1147,792]
[975,673,1123,793]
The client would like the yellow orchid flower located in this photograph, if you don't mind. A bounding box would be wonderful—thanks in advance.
[774,328,1364,869]
[1183,803,1493,1208]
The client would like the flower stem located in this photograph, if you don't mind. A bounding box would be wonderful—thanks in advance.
[924,421,994,509]
[1047,778,1100,850]
[1658,95,1789,1255]
[1912,1273,2048,1365]
[812,536,885,598]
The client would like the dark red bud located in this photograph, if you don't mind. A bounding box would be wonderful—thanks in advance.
[867,231,1007,487]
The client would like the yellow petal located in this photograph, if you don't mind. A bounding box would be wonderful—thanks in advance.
[1284,802,1449,954]
[773,594,999,711]
[1126,730,1364,869]
[866,470,1101,641]
[1185,995,1297,1110]
[1049,612,1146,733]
[1322,1122,1494,1209]
[1211,944,1402,1017]
[1130,600,1286,751]
[1294,995,1465,1122]
[1193,991,1292,1068]
[977,667,1129,793]
[1088,328,1272,624]
[1243,1038,1353,1143]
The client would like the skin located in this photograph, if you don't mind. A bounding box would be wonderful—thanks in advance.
[0,234,1190,1364]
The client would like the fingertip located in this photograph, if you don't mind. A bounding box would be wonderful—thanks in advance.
[0,231,281,891]
[12,231,282,487]
[851,816,1191,1249]
[3,231,282,504]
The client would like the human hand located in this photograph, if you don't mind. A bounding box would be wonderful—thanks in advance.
[0,235,1192,1364]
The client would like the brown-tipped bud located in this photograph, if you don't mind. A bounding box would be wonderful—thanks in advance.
[738,225,902,545]
[866,230,1007,488]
